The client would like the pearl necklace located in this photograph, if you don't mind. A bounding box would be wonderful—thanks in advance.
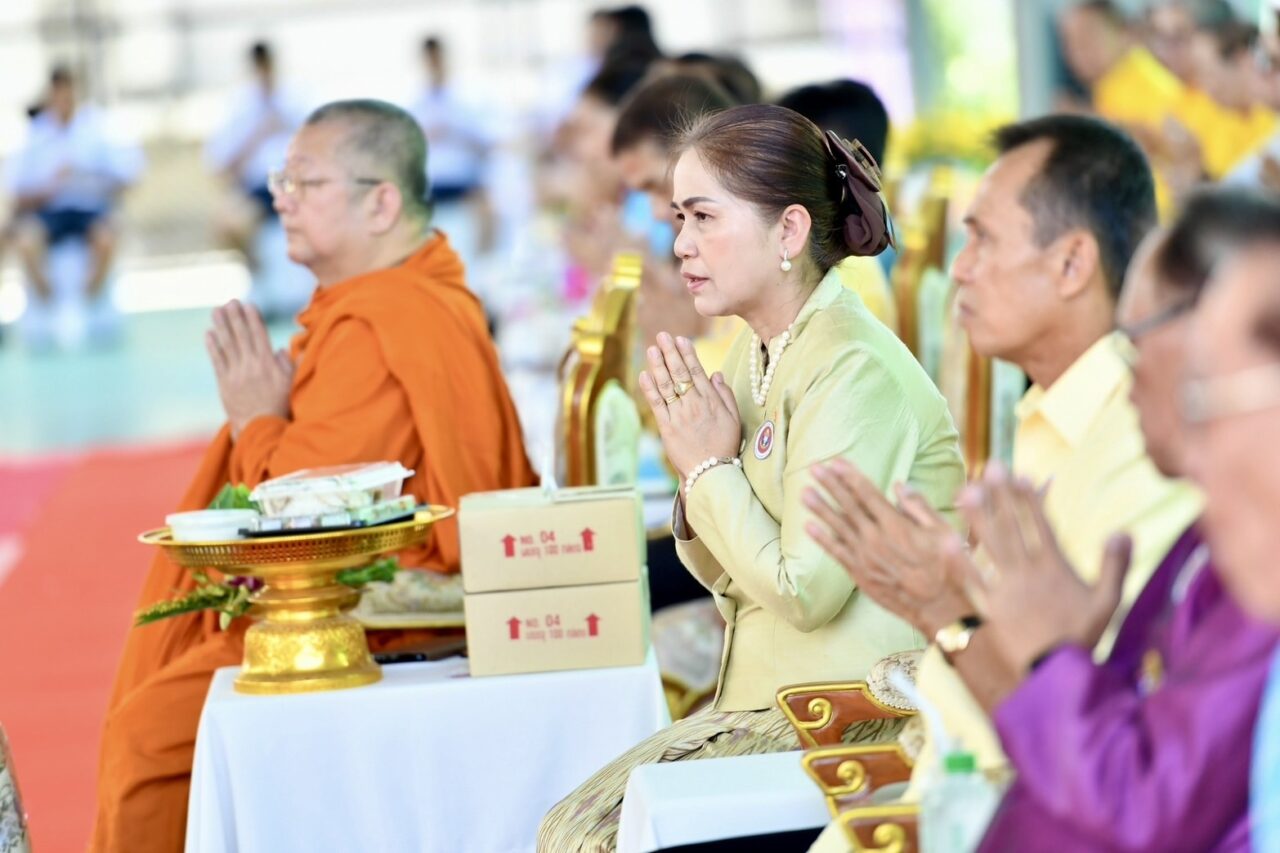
[749,322,796,406]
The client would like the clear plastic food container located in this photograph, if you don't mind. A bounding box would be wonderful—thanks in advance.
[246,494,417,534]
[166,509,260,542]
[250,462,414,518]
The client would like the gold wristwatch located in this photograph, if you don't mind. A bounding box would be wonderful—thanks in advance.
[935,615,983,662]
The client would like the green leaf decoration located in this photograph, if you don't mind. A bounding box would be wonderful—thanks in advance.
[135,585,233,626]
[336,556,400,588]
[208,483,260,512]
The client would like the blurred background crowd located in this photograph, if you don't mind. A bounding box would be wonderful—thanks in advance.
[4,0,1278,463]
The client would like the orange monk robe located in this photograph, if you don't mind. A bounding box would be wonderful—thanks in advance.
[92,232,536,853]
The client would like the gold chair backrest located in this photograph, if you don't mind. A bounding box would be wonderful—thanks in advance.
[557,252,643,487]
[895,164,993,474]
[889,172,949,359]
[937,315,994,476]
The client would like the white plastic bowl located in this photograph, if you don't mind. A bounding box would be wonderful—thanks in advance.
[166,509,260,543]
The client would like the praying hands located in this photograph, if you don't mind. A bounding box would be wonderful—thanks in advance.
[803,457,971,638]
[957,465,1133,675]
[205,299,295,438]
[638,332,741,480]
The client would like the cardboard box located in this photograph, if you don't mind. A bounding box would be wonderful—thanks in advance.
[464,576,650,677]
[459,486,643,593]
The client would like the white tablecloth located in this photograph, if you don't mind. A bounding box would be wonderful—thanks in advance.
[615,751,830,852]
[188,651,669,853]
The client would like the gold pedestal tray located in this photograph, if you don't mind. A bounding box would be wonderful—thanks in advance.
[139,507,455,695]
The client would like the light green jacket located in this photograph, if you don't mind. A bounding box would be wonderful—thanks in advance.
[674,269,966,711]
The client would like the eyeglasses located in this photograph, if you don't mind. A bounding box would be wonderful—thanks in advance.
[267,170,384,200]
[1180,361,1280,426]
[1118,298,1196,343]
[1114,299,1196,368]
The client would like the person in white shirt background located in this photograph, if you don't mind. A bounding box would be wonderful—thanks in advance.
[408,36,498,274]
[205,41,310,311]
[6,66,144,349]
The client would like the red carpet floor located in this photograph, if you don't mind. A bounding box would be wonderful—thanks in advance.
[0,440,207,852]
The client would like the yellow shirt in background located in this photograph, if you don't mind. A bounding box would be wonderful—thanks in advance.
[1093,46,1184,128]
[692,255,897,375]
[1174,89,1278,179]
[1090,47,1185,220]
[909,333,1203,789]
[836,255,898,336]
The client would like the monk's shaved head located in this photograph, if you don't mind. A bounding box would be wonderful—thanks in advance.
[306,99,432,223]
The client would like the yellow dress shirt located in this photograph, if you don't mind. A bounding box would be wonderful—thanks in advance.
[674,269,966,711]
[910,332,1203,788]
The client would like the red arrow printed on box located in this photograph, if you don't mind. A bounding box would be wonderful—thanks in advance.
[581,528,596,551]
[586,613,600,636]
[502,535,516,558]
[507,617,521,639]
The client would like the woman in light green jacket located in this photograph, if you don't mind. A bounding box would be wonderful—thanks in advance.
[538,103,965,853]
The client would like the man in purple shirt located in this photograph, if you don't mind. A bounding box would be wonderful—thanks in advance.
[1183,203,1280,853]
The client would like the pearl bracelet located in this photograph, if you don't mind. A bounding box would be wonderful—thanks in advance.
[685,456,742,498]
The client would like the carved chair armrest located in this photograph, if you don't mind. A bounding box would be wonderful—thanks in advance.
[776,681,914,748]
[801,743,914,817]
[839,804,919,853]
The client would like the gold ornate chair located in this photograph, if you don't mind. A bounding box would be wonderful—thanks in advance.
[782,652,923,850]
[556,251,643,487]
[801,742,914,817]
[776,650,921,748]
[777,680,914,749]
[889,171,950,360]
[0,725,30,853]
[893,164,996,475]
[837,805,919,852]
[558,253,719,720]
[937,312,994,476]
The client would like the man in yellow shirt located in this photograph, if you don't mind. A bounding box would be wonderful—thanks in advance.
[809,114,1200,797]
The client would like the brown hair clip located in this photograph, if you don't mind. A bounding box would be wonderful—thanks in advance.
[822,129,894,257]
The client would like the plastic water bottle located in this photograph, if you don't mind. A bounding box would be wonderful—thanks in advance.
[921,750,1000,853]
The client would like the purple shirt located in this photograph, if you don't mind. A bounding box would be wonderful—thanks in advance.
[979,525,1279,852]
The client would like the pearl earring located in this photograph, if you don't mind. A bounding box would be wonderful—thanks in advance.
[780,249,792,273]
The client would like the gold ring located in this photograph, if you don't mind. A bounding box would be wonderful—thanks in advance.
[675,380,693,396]
[663,394,680,406]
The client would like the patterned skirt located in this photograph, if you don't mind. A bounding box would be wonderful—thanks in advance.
[536,706,800,853]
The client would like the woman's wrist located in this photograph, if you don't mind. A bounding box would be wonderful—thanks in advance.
[684,455,742,499]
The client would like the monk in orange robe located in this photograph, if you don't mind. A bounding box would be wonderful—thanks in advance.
[92,99,536,852]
